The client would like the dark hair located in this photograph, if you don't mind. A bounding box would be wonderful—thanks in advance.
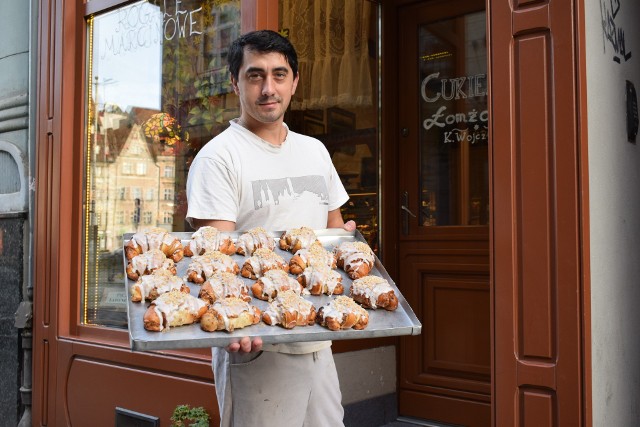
[227,30,299,80]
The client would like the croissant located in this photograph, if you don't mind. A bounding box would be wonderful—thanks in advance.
[279,226,320,253]
[130,268,189,302]
[185,251,240,284]
[317,296,369,331]
[262,290,316,329]
[297,264,344,296]
[240,248,289,279]
[289,242,336,275]
[350,276,398,311]
[235,227,275,256]
[183,226,236,257]
[143,290,207,332]
[251,269,305,301]
[333,241,375,280]
[126,249,177,281]
[200,297,261,332]
[125,227,184,262]
[198,271,251,305]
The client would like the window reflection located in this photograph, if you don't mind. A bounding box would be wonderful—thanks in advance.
[84,0,241,327]
[418,12,488,226]
[83,0,380,328]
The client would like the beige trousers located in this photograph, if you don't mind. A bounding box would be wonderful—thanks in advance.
[213,347,345,427]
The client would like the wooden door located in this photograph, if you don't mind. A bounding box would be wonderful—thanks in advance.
[395,1,491,425]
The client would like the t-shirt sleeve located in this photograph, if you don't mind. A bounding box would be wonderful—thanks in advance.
[186,155,239,227]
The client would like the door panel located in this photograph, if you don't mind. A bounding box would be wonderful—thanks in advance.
[396,3,490,424]
[491,0,585,425]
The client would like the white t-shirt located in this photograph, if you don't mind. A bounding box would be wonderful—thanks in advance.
[186,119,349,354]
[187,120,348,231]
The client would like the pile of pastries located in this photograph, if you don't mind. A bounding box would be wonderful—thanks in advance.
[124,226,398,334]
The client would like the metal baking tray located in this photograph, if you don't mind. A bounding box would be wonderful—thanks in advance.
[123,229,421,351]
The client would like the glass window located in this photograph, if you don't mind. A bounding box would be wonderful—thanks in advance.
[418,12,488,226]
[83,0,380,328]
[83,0,242,328]
[280,0,380,251]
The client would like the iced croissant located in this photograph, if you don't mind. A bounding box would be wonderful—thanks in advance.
[289,242,336,275]
[317,296,369,331]
[125,227,184,262]
[198,271,251,305]
[200,297,261,332]
[262,290,317,329]
[279,226,320,253]
[126,249,177,281]
[333,241,375,280]
[235,227,275,256]
[184,226,236,257]
[350,275,398,311]
[130,268,189,302]
[185,251,240,284]
[143,290,207,332]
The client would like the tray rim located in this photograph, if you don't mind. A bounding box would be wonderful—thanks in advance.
[123,228,422,351]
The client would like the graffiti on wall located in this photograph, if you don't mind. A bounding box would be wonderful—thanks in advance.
[600,0,632,63]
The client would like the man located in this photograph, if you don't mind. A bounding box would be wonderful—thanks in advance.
[186,29,355,426]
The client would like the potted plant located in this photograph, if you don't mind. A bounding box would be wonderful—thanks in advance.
[170,404,210,427]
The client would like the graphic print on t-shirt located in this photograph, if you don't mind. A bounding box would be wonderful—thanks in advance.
[252,175,329,210]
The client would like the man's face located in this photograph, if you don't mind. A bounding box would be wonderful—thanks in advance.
[232,49,299,126]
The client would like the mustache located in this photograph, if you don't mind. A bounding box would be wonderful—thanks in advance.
[256,96,282,104]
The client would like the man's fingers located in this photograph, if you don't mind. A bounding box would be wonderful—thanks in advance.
[344,220,356,232]
[226,337,262,353]
[251,337,263,352]
[239,337,252,353]
[226,342,240,352]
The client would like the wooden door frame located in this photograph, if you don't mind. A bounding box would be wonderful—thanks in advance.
[381,0,591,425]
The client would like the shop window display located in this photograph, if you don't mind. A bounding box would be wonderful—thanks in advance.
[83,0,380,328]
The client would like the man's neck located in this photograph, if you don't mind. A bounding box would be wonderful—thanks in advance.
[238,117,286,146]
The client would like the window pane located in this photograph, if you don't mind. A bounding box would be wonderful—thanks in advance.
[280,0,380,251]
[83,0,241,328]
[418,11,488,226]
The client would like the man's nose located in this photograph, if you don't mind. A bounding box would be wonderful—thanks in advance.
[262,76,276,96]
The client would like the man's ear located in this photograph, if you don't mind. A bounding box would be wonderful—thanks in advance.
[291,72,299,95]
[231,76,240,95]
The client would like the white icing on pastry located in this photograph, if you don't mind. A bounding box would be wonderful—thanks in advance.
[334,241,375,273]
[350,276,395,309]
[281,226,318,250]
[131,268,183,300]
[130,249,175,275]
[210,297,258,331]
[300,264,343,295]
[187,226,232,255]
[292,242,335,269]
[263,290,314,326]
[151,290,206,331]
[131,227,179,252]
[256,269,304,300]
[236,227,275,255]
[203,271,249,301]
[245,248,286,277]
[320,295,368,321]
[186,251,238,279]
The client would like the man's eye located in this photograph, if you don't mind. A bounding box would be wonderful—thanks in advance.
[274,73,287,80]
[248,73,262,80]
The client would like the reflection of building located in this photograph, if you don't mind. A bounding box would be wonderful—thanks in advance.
[94,112,179,252]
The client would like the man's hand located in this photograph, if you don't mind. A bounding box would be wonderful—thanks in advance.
[343,220,356,232]
[226,336,263,353]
